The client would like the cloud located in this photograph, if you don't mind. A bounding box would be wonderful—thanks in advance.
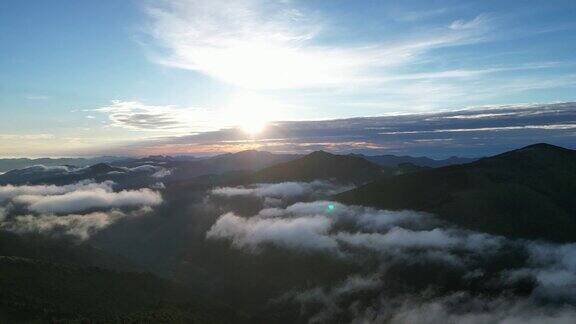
[211,181,350,200]
[94,100,217,132]
[133,0,576,116]
[121,102,576,157]
[207,199,500,259]
[382,293,576,324]
[0,180,114,203]
[449,14,490,30]
[141,0,494,90]
[0,134,55,140]
[204,181,576,321]
[207,212,337,252]
[152,168,172,178]
[336,228,460,250]
[14,187,162,214]
[0,180,162,240]
[0,208,152,240]
[1,211,121,240]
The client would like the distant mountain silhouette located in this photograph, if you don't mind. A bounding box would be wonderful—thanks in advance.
[0,163,126,185]
[0,156,127,173]
[0,150,301,186]
[252,150,389,184]
[337,143,576,242]
[167,150,301,181]
[352,153,477,168]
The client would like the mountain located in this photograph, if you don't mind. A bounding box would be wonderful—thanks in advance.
[353,153,477,168]
[0,156,128,173]
[251,150,389,184]
[0,150,301,187]
[0,163,127,186]
[337,143,576,242]
[0,256,244,323]
[0,232,246,323]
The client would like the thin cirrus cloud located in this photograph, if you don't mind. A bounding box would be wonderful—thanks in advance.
[138,0,575,112]
[141,0,497,91]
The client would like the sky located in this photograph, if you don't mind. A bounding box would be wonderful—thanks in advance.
[0,0,575,158]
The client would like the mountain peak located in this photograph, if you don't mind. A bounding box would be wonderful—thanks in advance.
[518,143,566,151]
[252,150,385,184]
[336,143,576,242]
[87,163,115,173]
[488,142,573,163]
[306,150,334,158]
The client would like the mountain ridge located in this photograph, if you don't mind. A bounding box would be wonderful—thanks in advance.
[336,143,576,242]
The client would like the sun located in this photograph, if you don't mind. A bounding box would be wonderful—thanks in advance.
[240,119,267,135]
[225,93,279,136]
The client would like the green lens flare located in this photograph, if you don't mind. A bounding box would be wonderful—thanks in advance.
[328,204,335,211]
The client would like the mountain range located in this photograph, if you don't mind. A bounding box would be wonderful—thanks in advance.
[337,143,576,242]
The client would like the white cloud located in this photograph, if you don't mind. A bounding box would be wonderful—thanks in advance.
[386,294,576,324]
[336,228,460,250]
[0,208,152,240]
[0,180,162,214]
[0,134,55,140]
[449,14,490,30]
[1,211,120,240]
[204,180,576,322]
[206,212,337,252]
[14,187,162,214]
[142,0,493,90]
[0,180,114,203]
[94,100,217,132]
[0,180,162,240]
[211,181,352,200]
[206,199,495,257]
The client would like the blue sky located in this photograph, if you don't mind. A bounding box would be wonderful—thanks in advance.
[0,0,575,157]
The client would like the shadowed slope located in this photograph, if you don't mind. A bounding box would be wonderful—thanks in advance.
[337,143,576,242]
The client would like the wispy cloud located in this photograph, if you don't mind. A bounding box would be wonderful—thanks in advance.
[0,134,55,140]
[135,0,576,115]
[141,0,494,90]
[449,13,490,30]
[94,100,216,132]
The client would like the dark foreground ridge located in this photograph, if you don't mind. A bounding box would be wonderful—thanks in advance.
[337,143,576,242]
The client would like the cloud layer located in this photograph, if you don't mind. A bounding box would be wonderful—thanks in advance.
[205,180,576,322]
[0,180,162,240]
[125,102,576,157]
[14,187,161,214]
[211,181,351,200]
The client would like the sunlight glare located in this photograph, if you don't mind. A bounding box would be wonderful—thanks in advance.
[225,93,280,136]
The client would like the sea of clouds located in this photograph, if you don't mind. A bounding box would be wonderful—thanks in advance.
[206,181,576,323]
